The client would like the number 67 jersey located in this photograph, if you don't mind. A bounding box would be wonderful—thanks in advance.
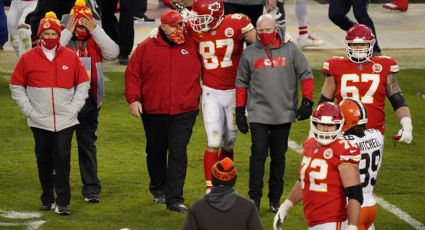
[322,56,399,134]
[344,128,384,207]
[191,14,254,90]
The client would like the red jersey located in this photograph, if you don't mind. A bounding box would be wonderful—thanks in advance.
[300,137,361,227]
[191,14,254,90]
[322,56,399,133]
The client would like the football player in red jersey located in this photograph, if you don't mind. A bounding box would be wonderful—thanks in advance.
[319,24,413,144]
[188,0,256,191]
[273,102,362,230]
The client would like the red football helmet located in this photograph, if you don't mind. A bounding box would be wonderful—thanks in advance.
[339,98,368,132]
[345,24,376,63]
[189,0,224,32]
[311,102,344,145]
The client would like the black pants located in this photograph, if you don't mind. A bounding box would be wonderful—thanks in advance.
[141,111,198,205]
[223,3,263,26]
[76,96,101,197]
[328,0,381,53]
[248,123,291,204]
[134,0,147,18]
[24,0,74,41]
[100,0,134,57]
[31,126,75,206]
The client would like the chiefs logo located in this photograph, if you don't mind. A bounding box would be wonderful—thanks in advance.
[43,22,50,29]
[323,148,333,159]
[181,49,189,55]
[224,28,234,38]
[208,2,221,12]
[264,59,272,66]
[373,63,383,73]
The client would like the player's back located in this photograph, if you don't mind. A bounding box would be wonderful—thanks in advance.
[322,56,399,133]
[343,129,384,207]
[191,14,254,90]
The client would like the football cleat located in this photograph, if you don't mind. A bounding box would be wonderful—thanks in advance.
[383,1,408,12]
[297,35,324,49]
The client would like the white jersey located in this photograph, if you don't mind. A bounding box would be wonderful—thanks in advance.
[344,129,384,207]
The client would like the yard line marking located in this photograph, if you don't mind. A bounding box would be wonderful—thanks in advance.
[287,138,425,230]
[104,76,111,82]
[0,210,41,219]
[0,220,46,230]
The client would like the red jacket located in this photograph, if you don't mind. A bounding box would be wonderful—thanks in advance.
[10,46,90,131]
[125,29,201,115]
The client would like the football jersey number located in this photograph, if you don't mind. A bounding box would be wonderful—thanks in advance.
[199,39,234,70]
[300,157,328,192]
[360,150,381,188]
[341,74,380,104]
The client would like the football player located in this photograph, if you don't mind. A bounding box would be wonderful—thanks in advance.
[319,24,413,144]
[339,98,384,230]
[273,102,362,230]
[188,0,256,192]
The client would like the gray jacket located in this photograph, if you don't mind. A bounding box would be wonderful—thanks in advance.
[236,26,313,124]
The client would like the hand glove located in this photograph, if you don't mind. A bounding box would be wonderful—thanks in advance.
[397,117,413,144]
[273,199,293,230]
[296,97,314,121]
[236,106,249,134]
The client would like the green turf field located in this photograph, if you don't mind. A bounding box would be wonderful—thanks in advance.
[0,69,424,230]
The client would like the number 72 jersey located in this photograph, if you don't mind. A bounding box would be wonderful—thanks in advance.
[191,14,254,90]
[344,129,384,207]
[322,56,399,133]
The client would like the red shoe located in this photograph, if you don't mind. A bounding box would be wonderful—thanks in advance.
[383,0,408,12]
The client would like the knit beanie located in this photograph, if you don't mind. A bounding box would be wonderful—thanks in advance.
[70,0,93,26]
[211,157,237,187]
[37,11,61,37]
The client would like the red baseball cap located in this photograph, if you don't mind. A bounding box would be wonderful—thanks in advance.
[160,10,183,27]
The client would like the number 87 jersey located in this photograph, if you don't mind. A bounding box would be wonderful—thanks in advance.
[344,129,384,207]
[322,56,399,134]
[191,14,254,90]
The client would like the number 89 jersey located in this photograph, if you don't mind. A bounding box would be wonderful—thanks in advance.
[344,129,384,207]
[300,137,361,227]
[191,14,254,90]
[322,56,399,134]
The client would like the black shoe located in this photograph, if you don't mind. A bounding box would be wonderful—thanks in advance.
[40,203,54,211]
[270,202,280,213]
[167,203,188,213]
[55,205,71,215]
[134,15,155,22]
[119,56,129,65]
[153,194,166,204]
[84,193,100,203]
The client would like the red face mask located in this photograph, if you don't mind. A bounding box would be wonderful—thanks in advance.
[41,37,60,50]
[258,31,276,47]
[75,29,90,41]
[167,28,185,45]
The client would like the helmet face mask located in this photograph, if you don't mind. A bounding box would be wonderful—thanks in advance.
[345,24,376,64]
[190,0,224,32]
[311,102,344,146]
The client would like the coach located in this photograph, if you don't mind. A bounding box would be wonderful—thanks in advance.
[125,10,201,213]
[235,14,314,212]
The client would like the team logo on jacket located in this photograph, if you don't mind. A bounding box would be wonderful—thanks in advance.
[372,63,383,73]
[323,148,333,159]
[181,49,188,55]
[224,28,234,38]
[62,65,69,70]
[264,59,272,66]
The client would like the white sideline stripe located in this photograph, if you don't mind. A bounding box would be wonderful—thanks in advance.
[0,211,41,219]
[374,196,425,230]
[287,139,425,230]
